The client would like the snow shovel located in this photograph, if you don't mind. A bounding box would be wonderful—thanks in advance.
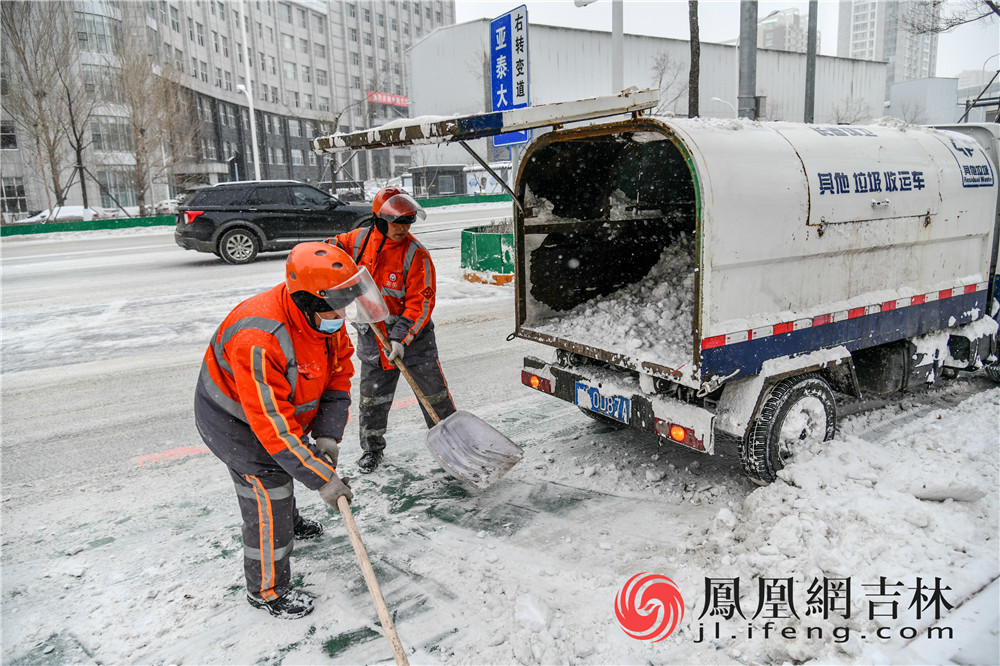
[323,454,409,666]
[370,324,523,490]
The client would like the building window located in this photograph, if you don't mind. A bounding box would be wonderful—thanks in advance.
[312,14,324,33]
[1,176,28,213]
[377,13,384,27]
[75,11,122,54]
[314,42,326,58]
[362,8,370,22]
[288,119,301,136]
[378,36,386,50]
[97,168,138,208]
[291,148,304,165]
[365,55,374,68]
[296,7,306,28]
[282,33,294,50]
[275,147,285,164]
[302,65,311,82]
[196,22,204,46]
[319,96,330,111]
[284,61,296,80]
[349,27,358,42]
[305,93,313,109]
[170,6,180,32]
[364,32,372,45]
[0,122,17,150]
[200,61,209,82]
[278,2,291,22]
[300,37,309,54]
[347,4,356,18]
[350,51,360,65]
[212,30,219,52]
[351,76,360,89]
[316,69,328,86]
[215,67,223,86]
[222,35,229,57]
[224,70,232,90]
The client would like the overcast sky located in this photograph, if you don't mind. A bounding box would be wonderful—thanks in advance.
[454,0,1000,79]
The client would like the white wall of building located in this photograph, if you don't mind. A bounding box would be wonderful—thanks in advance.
[408,20,887,165]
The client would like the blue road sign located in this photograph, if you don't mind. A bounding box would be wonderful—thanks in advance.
[490,6,529,148]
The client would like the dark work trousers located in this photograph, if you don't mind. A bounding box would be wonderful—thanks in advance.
[359,359,457,453]
[228,467,300,602]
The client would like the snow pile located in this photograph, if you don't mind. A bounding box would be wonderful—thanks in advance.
[532,233,696,370]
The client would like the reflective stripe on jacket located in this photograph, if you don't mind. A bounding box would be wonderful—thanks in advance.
[335,226,439,369]
[196,283,354,489]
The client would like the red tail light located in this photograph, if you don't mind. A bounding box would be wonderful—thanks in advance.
[521,370,552,394]
[183,210,205,224]
[655,418,705,451]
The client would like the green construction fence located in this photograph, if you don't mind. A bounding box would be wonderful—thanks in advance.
[1,194,512,237]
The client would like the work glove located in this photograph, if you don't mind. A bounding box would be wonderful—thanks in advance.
[319,475,353,512]
[315,436,340,469]
[386,340,406,363]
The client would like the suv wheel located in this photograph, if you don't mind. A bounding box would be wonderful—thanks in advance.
[218,228,259,264]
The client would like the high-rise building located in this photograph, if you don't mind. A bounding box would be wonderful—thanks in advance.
[837,0,938,97]
[756,8,821,54]
[1,0,455,217]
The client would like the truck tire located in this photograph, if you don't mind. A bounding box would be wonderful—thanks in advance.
[986,363,1000,384]
[218,228,259,264]
[741,374,837,485]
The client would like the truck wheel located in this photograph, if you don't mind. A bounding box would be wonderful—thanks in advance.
[985,363,1000,384]
[741,374,837,485]
[218,228,258,264]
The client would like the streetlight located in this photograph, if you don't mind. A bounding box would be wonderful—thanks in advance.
[237,85,261,180]
[237,1,261,181]
[711,97,737,117]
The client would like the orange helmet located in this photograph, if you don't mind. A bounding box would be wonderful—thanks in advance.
[372,186,404,216]
[286,242,389,324]
[287,242,360,313]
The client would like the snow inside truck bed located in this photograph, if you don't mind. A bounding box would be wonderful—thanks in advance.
[516,129,700,382]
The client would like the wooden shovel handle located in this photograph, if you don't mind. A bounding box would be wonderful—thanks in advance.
[370,322,441,425]
[337,492,410,665]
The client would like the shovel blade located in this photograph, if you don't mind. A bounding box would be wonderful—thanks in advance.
[425,410,523,490]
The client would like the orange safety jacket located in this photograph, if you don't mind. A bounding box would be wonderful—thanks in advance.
[196,283,354,489]
[335,225,439,370]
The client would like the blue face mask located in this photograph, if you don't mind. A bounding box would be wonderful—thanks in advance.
[318,317,344,334]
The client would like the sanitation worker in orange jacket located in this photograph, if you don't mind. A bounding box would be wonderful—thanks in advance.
[334,187,456,473]
[195,242,374,619]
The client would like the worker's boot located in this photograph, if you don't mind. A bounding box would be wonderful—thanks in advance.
[247,590,314,619]
[293,516,323,540]
[357,450,384,474]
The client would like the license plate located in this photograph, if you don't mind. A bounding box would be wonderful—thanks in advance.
[574,383,631,424]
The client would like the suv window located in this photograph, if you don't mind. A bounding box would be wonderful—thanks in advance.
[249,186,293,206]
[290,185,332,207]
[190,187,250,207]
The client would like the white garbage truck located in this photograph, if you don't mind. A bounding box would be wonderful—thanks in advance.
[311,89,1000,484]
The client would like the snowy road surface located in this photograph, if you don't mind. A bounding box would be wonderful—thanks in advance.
[2,209,998,665]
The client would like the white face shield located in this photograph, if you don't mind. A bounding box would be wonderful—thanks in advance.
[317,266,389,323]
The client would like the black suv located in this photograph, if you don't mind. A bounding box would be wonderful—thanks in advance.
[174,180,371,264]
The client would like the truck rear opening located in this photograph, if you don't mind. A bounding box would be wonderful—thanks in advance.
[516,123,700,383]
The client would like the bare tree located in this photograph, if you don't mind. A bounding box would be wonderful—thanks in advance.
[110,5,197,214]
[898,100,927,124]
[650,51,690,116]
[832,97,873,124]
[1,1,76,208]
[688,0,700,118]
[902,0,999,34]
